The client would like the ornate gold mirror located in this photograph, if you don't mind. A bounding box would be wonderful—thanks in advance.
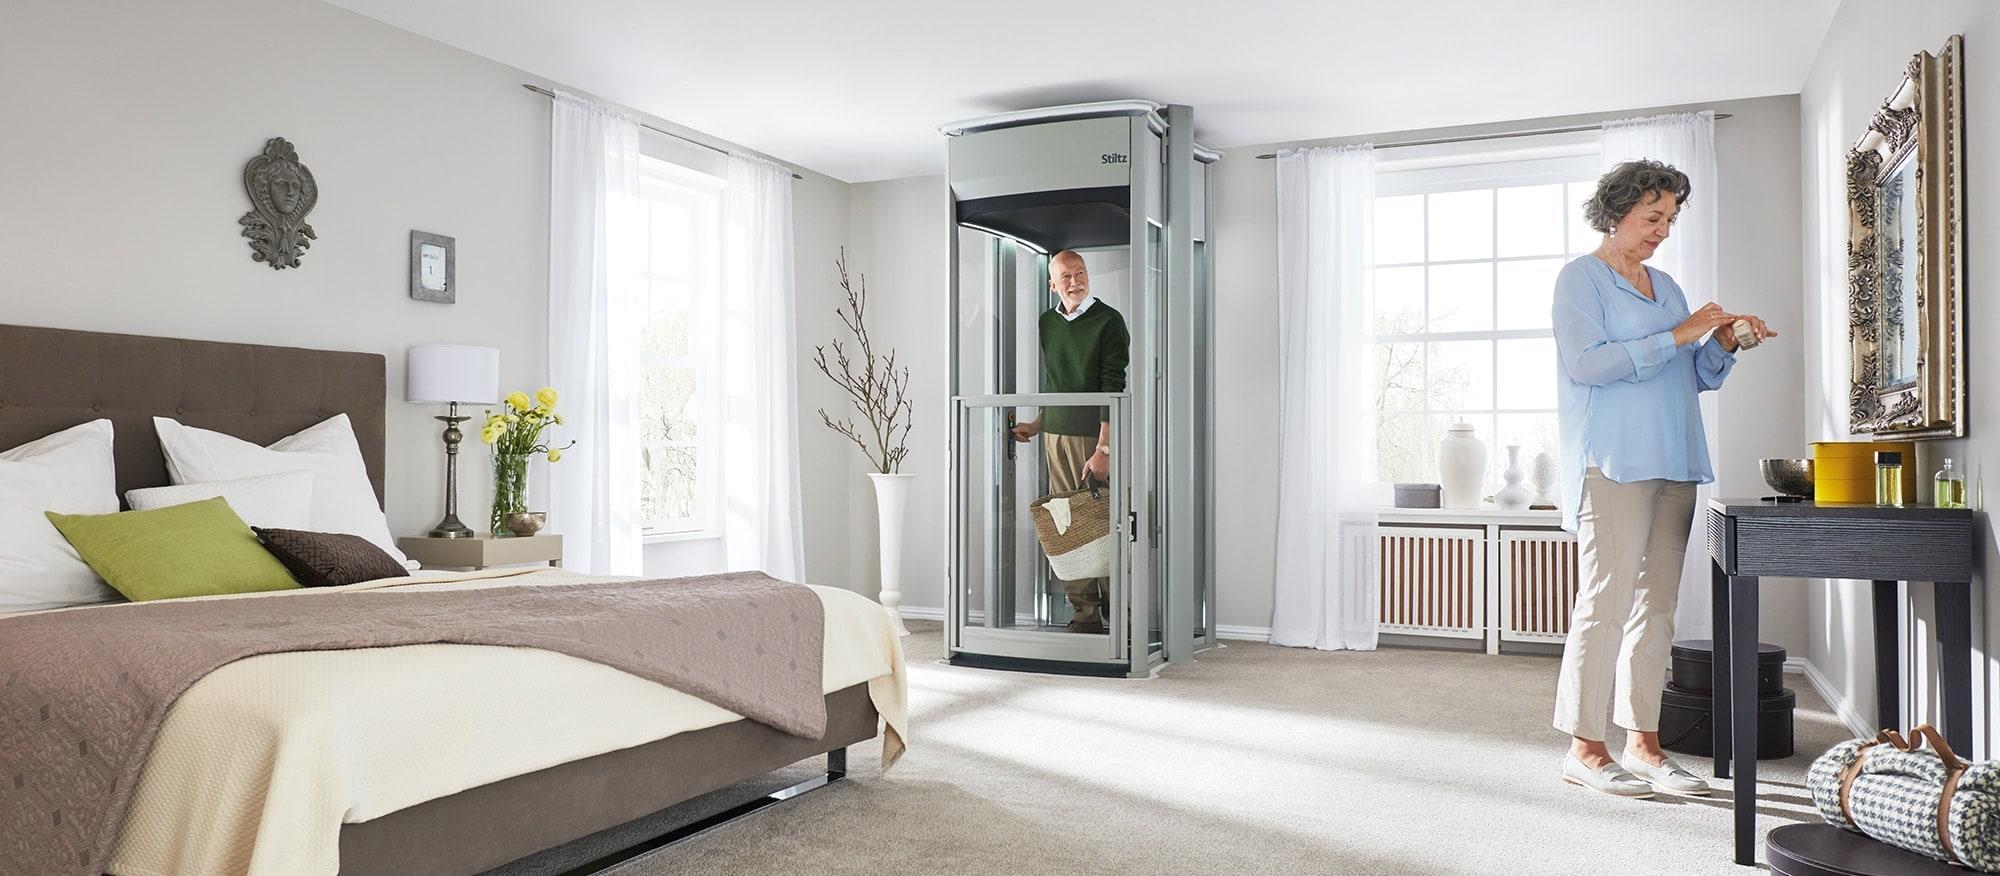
[1846,35,1965,438]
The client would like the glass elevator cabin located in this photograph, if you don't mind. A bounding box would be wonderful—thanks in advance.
[942,101,1218,677]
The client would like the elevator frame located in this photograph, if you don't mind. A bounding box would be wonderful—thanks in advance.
[942,101,1218,677]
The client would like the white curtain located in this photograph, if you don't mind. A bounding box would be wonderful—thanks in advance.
[720,155,806,582]
[1270,144,1381,651]
[546,91,645,575]
[1600,111,1718,638]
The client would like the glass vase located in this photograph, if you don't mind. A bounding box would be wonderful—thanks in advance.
[491,451,531,537]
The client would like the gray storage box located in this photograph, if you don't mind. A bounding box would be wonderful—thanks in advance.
[1393,483,1441,508]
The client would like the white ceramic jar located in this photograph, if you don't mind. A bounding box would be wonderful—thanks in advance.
[1437,421,1488,509]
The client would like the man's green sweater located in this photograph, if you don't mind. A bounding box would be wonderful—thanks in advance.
[1039,300,1131,436]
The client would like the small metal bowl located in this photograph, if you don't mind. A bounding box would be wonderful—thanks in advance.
[1759,458,1815,498]
[501,511,546,537]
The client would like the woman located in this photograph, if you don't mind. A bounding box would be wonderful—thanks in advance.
[1551,159,1775,798]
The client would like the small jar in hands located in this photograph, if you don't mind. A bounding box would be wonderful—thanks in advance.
[1730,318,1762,351]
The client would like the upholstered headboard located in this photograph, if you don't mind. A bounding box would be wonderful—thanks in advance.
[0,324,387,505]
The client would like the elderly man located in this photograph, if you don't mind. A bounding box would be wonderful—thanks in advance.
[1011,250,1130,634]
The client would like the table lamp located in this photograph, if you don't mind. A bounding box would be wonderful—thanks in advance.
[407,344,500,538]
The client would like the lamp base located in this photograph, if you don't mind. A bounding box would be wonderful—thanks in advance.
[431,404,476,539]
[429,514,478,538]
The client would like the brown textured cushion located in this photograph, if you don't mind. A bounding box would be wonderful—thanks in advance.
[252,527,409,587]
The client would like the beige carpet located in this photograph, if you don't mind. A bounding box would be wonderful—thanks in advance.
[582,621,1848,875]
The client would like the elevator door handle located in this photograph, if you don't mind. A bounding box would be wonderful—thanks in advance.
[1003,414,1016,461]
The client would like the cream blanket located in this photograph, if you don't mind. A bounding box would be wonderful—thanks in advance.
[64,569,909,876]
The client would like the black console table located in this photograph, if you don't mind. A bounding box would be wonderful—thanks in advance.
[1706,498,1975,866]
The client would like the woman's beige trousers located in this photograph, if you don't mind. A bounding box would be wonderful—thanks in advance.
[1553,467,1697,740]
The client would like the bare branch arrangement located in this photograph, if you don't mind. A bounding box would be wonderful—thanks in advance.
[813,248,912,474]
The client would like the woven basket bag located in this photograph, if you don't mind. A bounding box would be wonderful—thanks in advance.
[1028,479,1113,581]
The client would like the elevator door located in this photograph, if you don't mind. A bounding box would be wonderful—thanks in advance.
[948,227,1153,674]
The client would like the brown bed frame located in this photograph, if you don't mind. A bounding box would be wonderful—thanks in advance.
[0,324,877,874]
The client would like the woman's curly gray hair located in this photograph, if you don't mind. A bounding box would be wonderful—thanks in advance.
[1582,160,1691,234]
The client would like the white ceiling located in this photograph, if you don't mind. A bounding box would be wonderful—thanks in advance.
[323,0,1841,183]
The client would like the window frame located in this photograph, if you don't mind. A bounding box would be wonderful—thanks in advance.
[1370,138,1601,494]
[636,156,726,541]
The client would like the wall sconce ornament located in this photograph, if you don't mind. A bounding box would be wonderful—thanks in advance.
[239,137,318,270]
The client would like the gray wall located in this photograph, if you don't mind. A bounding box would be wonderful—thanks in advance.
[0,0,859,591]
[844,94,1807,641]
[841,178,950,612]
[1800,0,1998,753]
[1208,94,1809,641]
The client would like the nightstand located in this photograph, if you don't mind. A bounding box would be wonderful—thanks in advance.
[397,534,564,570]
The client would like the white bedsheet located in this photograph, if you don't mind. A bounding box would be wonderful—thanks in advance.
[58,569,910,876]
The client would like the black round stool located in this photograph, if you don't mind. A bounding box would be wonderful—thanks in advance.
[1767,824,1962,875]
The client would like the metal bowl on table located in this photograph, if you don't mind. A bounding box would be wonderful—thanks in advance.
[1759,458,1815,499]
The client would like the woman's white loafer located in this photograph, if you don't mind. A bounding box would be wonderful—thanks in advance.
[1619,754,1712,796]
[1560,753,1655,798]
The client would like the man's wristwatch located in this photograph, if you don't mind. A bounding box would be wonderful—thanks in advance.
[1095,444,1111,456]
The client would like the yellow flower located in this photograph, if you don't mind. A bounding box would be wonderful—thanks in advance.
[505,391,532,412]
[532,404,549,418]
[504,414,519,424]
[546,448,563,463]
[535,387,559,409]
[479,426,501,444]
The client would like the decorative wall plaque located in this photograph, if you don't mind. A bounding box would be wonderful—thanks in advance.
[410,230,456,303]
[239,137,318,270]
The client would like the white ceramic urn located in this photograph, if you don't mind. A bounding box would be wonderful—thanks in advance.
[1437,421,1488,509]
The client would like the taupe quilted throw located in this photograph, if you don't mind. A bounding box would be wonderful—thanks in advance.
[0,571,824,874]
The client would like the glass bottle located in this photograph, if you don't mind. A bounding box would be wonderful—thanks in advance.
[1935,457,1966,509]
[1875,451,1905,507]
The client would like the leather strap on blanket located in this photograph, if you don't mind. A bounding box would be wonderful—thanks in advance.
[1840,723,1967,864]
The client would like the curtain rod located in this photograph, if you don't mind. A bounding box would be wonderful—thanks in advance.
[523,84,805,180]
[1252,113,1733,160]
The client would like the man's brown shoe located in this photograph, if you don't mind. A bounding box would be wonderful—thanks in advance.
[1065,619,1107,634]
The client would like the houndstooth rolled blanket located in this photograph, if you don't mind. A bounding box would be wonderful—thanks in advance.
[1807,723,2000,871]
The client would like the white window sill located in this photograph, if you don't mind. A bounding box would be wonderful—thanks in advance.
[1376,506,1561,526]
[642,529,721,545]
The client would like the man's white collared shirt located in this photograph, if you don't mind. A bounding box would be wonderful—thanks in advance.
[1057,295,1096,321]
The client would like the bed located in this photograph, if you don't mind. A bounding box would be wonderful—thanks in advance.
[0,324,907,875]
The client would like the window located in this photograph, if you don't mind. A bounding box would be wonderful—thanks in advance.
[1373,145,1600,494]
[637,156,724,537]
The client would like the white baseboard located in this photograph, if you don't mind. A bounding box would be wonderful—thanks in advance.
[1215,624,1270,642]
[894,607,1271,642]
[1796,657,1874,738]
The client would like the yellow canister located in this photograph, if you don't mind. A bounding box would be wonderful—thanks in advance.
[1812,440,1916,503]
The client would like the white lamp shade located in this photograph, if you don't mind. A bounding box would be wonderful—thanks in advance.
[406,344,500,404]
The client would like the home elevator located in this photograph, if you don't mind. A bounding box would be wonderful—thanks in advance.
[942,101,1218,676]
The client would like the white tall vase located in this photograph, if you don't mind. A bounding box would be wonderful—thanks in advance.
[868,472,915,637]
[1437,421,1487,510]
[1494,444,1531,510]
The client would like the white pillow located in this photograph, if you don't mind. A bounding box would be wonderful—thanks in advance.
[126,470,315,530]
[153,414,407,564]
[0,420,120,613]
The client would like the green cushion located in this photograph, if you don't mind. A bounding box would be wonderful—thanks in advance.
[46,496,300,601]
